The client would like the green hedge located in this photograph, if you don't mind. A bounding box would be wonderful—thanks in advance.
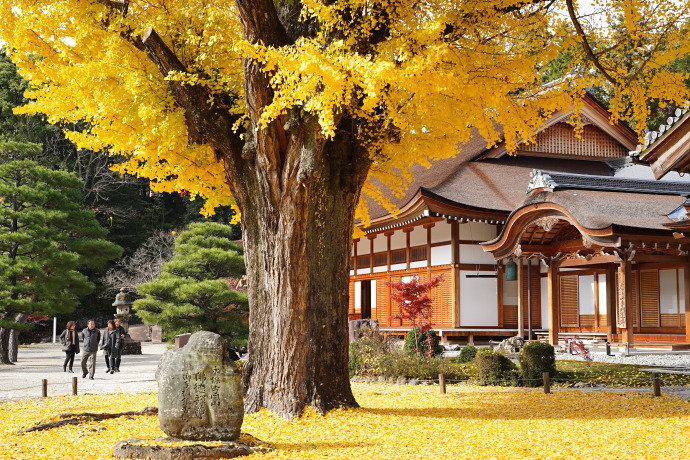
[455,344,478,363]
[404,326,444,357]
[519,342,556,386]
[474,348,519,386]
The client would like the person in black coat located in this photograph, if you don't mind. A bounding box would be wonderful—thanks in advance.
[58,321,80,372]
[100,320,122,375]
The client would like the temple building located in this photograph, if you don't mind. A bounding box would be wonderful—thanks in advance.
[350,94,690,348]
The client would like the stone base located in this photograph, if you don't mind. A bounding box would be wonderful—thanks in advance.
[122,336,142,355]
[112,437,271,460]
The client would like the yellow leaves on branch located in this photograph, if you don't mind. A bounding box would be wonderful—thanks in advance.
[2,385,690,459]
[1,1,690,221]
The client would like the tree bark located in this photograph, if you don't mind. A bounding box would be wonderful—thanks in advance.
[0,328,12,365]
[239,124,368,418]
[9,313,29,363]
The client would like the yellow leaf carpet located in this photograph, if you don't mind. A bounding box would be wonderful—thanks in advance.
[1,382,689,459]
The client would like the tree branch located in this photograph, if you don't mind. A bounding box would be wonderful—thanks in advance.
[140,28,244,168]
[235,0,289,46]
[565,0,617,85]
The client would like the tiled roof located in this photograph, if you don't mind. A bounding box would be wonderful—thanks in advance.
[526,170,690,196]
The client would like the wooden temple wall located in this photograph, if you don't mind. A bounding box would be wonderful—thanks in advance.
[348,221,536,329]
[539,264,686,336]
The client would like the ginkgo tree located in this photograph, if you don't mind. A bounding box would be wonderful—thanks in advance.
[1,0,689,418]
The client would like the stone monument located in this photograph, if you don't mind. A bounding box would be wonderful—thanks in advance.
[112,331,269,459]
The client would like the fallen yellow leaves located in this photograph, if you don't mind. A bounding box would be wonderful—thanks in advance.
[1,384,689,459]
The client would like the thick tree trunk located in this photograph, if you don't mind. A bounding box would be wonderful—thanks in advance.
[0,328,12,365]
[240,127,367,418]
[9,313,28,363]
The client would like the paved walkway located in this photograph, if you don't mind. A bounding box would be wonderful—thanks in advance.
[0,342,167,402]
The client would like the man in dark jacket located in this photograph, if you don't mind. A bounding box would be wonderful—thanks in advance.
[113,318,126,372]
[81,320,101,379]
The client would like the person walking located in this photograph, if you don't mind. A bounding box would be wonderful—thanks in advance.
[58,321,80,373]
[99,323,111,373]
[102,320,122,375]
[81,320,100,380]
[113,318,126,372]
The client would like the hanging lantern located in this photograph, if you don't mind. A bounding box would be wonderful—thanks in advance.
[504,258,517,281]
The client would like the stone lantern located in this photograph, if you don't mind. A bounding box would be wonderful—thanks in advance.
[113,288,133,333]
[113,288,141,355]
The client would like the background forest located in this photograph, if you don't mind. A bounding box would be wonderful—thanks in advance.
[0,49,242,344]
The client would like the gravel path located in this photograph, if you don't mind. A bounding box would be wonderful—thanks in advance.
[555,350,690,368]
[0,342,167,402]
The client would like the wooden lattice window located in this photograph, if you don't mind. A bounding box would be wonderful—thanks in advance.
[373,252,388,267]
[410,245,427,262]
[357,254,371,269]
[560,275,579,327]
[640,269,660,327]
[391,249,406,265]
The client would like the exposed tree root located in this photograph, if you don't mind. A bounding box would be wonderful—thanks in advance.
[18,406,158,433]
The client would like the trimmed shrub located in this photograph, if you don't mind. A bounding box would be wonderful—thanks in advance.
[376,350,470,381]
[349,327,396,377]
[455,344,478,363]
[404,326,444,357]
[519,342,556,386]
[474,348,518,386]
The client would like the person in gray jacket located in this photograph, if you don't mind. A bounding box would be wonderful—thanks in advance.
[81,320,101,379]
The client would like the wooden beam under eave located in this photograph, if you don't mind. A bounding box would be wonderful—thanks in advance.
[517,258,525,338]
[606,264,616,342]
[559,254,621,267]
[547,262,559,346]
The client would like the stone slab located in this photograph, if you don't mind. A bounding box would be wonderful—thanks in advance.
[113,437,271,460]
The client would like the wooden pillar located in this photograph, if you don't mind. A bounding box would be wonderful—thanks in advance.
[385,231,392,272]
[606,264,616,343]
[353,239,359,275]
[424,223,433,268]
[619,260,635,345]
[547,261,559,346]
[451,221,461,327]
[404,228,412,270]
[517,257,525,338]
[683,257,690,342]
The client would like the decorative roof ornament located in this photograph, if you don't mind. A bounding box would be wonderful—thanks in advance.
[535,217,559,232]
[526,170,555,194]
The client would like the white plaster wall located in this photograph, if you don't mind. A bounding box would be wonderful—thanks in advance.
[431,221,452,243]
[503,280,518,305]
[431,245,452,266]
[356,268,371,275]
[659,269,678,314]
[409,225,426,247]
[460,271,498,326]
[349,270,354,276]
[459,244,496,264]
[410,261,426,269]
[373,266,388,273]
[390,230,406,250]
[373,235,387,253]
[371,280,377,311]
[541,276,548,327]
[390,263,406,271]
[578,275,595,314]
[598,274,607,314]
[459,222,496,241]
[357,240,370,255]
[354,281,361,312]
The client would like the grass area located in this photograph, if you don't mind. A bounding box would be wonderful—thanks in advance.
[555,359,690,387]
[2,384,690,459]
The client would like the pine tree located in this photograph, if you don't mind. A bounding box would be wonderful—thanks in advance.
[0,142,123,363]
[134,222,248,343]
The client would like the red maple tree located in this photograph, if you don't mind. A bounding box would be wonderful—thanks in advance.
[386,274,444,357]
